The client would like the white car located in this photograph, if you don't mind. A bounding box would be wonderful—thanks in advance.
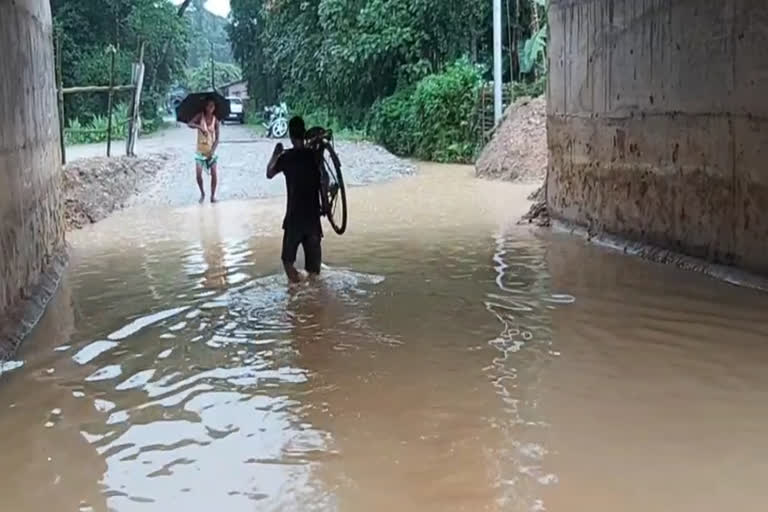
[226,97,245,124]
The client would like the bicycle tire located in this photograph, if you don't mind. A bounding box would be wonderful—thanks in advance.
[322,142,347,235]
[272,118,288,138]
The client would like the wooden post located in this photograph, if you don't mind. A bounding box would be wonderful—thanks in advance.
[55,36,66,164]
[126,42,145,156]
[106,45,117,157]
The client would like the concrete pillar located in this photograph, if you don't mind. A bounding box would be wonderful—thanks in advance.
[547,0,768,274]
[0,0,66,346]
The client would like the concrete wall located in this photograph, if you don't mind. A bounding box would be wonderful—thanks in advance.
[0,0,65,340]
[547,0,768,274]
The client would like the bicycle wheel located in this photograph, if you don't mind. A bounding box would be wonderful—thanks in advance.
[320,143,347,235]
[271,118,288,138]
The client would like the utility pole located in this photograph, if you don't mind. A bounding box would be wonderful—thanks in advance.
[493,0,503,124]
[210,41,215,90]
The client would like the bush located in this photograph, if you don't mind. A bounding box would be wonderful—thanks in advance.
[370,58,483,163]
[64,102,139,145]
[510,75,547,101]
[297,107,367,141]
[369,87,418,156]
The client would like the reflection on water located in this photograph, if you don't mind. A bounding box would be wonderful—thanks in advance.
[1,164,768,512]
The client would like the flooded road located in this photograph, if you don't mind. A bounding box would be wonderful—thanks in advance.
[67,124,413,207]
[1,164,768,511]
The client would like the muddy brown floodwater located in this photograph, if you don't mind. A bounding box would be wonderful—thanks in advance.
[1,164,768,512]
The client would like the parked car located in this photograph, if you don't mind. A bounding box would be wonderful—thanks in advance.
[226,97,245,124]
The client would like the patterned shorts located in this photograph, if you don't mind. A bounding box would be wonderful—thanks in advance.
[194,153,218,172]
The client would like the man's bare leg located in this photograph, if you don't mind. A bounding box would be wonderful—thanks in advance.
[196,164,205,203]
[210,163,218,203]
[283,262,303,284]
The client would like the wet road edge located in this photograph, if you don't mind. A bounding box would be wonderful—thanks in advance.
[551,219,768,293]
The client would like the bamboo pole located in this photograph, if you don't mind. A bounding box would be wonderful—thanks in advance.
[60,85,134,94]
[106,45,117,157]
[55,36,66,164]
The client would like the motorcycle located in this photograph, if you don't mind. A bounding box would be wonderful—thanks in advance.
[263,103,289,138]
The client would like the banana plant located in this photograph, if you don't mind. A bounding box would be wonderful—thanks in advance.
[519,0,547,75]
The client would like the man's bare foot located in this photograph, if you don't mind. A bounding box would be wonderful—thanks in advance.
[284,264,303,284]
[199,193,205,204]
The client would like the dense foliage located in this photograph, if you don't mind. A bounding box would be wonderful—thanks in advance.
[230,0,488,119]
[53,0,190,130]
[229,0,548,161]
[370,59,482,163]
[185,62,242,91]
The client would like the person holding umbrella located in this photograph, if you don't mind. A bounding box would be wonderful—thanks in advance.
[176,93,230,203]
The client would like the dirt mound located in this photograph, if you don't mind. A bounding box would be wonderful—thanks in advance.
[475,96,546,183]
[63,154,171,230]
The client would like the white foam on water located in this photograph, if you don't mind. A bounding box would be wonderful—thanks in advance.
[107,306,190,341]
[94,399,116,413]
[0,360,24,376]
[85,364,123,382]
[72,341,119,365]
[116,369,157,391]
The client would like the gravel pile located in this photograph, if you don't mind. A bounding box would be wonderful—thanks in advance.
[63,154,172,229]
[475,96,547,183]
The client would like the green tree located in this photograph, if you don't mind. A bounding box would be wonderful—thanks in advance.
[229,0,487,116]
[518,0,547,76]
[228,0,546,161]
[228,0,277,105]
[184,0,234,67]
[184,62,242,91]
[52,0,190,126]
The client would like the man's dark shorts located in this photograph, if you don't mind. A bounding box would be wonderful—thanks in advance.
[281,228,322,274]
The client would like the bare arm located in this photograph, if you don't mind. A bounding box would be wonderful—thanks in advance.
[266,143,284,179]
[187,113,205,131]
[211,120,220,154]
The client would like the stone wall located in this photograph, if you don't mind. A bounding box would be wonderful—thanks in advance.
[0,0,66,350]
[547,0,768,274]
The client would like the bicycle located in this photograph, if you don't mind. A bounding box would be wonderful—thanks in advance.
[305,126,348,235]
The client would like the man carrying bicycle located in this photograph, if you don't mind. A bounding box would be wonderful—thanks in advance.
[266,116,323,283]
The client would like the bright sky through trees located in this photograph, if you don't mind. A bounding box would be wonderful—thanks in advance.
[172,0,230,17]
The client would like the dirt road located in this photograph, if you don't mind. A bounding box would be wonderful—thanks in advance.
[66,123,414,207]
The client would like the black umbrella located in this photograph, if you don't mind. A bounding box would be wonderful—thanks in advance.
[176,91,230,123]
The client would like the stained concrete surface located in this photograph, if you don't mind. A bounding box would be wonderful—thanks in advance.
[0,0,66,352]
[547,0,768,275]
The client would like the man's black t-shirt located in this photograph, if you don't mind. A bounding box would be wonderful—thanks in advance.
[276,147,322,234]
